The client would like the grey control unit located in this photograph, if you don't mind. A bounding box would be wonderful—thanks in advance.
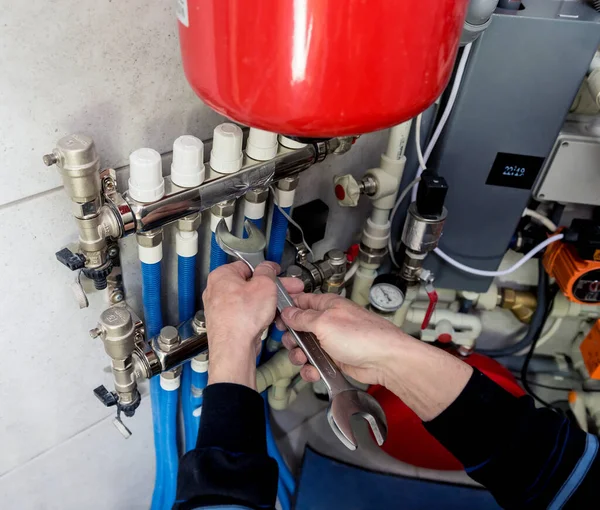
[424,0,600,292]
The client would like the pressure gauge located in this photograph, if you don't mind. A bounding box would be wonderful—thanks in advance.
[369,274,406,314]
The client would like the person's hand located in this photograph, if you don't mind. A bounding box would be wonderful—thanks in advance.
[278,293,406,387]
[279,292,473,421]
[203,261,304,389]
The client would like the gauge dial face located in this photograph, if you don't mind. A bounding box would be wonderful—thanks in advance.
[369,283,405,313]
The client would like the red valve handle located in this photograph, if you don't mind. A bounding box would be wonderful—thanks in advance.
[421,284,438,330]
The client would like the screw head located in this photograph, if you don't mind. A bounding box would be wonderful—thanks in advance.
[43,153,59,167]
[89,327,102,339]
[110,291,124,304]
[108,247,119,258]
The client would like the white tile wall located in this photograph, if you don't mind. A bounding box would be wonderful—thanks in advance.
[0,0,223,207]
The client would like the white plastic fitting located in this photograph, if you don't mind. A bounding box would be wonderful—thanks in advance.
[128,148,165,203]
[160,373,181,391]
[256,349,302,394]
[278,135,307,149]
[210,123,243,174]
[171,135,205,188]
[407,307,483,347]
[246,128,278,161]
[176,230,198,258]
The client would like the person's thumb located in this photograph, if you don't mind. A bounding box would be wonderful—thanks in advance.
[281,307,321,333]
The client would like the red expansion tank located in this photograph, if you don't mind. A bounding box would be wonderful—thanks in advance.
[177,0,470,137]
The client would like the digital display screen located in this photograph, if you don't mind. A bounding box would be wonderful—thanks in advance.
[485,152,545,190]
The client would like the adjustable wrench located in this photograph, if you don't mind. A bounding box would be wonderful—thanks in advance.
[215,219,387,450]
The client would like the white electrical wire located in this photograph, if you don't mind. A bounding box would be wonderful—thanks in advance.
[411,42,473,203]
[389,178,421,267]
[415,113,427,172]
[523,208,558,232]
[433,234,564,277]
[270,185,315,260]
[344,260,359,283]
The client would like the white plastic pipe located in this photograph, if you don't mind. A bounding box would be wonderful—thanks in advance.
[256,349,302,394]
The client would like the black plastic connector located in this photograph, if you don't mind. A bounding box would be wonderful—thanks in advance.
[416,170,448,219]
[563,219,600,261]
[83,262,113,290]
[55,247,86,271]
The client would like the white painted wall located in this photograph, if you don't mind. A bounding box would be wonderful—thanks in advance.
[0,3,388,508]
[0,2,219,508]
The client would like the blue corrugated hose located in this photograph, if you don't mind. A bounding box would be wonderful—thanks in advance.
[142,261,165,510]
[178,254,198,453]
[162,385,180,508]
[263,393,296,504]
[243,216,264,238]
[267,206,291,264]
[210,231,228,271]
[188,368,208,448]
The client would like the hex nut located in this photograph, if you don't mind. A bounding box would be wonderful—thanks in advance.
[158,326,180,352]
[321,280,344,295]
[211,199,235,218]
[161,366,182,379]
[177,213,201,232]
[277,176,299,192]
[71,199,101,218]
[136,229,163,248]
[111,359,131,370]
[192,311,207,333]
[244,187,269,204]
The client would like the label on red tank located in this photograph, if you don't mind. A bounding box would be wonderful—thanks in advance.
[573,270,600,303]
[176,0,189,27]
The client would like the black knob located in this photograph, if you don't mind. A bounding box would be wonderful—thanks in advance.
[93,385,117,408]
[416,170,448,218]
[56,247,86,271]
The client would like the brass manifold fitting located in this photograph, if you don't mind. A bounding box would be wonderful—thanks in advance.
[500,288,537,324]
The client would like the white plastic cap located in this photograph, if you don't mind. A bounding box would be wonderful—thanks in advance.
[171,135,205,188]
[128,148,165,203]
[278,135,307,149]
[210,123,243,174]
[246,128,278,161]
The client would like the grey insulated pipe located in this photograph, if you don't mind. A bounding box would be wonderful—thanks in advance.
[461,0,500,45]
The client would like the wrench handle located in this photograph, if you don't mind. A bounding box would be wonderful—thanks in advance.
[275,279,351,396]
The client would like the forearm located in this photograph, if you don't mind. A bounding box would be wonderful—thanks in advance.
[175,383,278,509]
[380,334,473,421]
[424,369,599,509]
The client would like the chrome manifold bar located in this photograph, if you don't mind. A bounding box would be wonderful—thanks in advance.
[109,138,339,235]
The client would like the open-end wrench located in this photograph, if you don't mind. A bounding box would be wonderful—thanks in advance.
[215,219,387,450]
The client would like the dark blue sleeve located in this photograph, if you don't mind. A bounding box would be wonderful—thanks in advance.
[424,369,599,509]
[175,383,278,510]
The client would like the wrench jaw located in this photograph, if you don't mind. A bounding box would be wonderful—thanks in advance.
[327,389,388,451]
[215,219,267,266]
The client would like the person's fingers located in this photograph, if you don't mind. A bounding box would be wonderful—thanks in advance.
[274,317,286,331]
[282,332,298,351]
[221,260,253,280]
[293,292,341,311]
[253,261,280,280]
[281,277,305,295]
[280,307,322,332]
[300,364,320,382]
[288,347,307,366]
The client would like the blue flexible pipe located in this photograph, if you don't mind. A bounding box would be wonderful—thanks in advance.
[188,368,208,448]
[178,254,197,453]
[267,206,291,265]
[263,393,296,498]
[210,231,228,271]
[162,383,180,508]
[142,261,165,510]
